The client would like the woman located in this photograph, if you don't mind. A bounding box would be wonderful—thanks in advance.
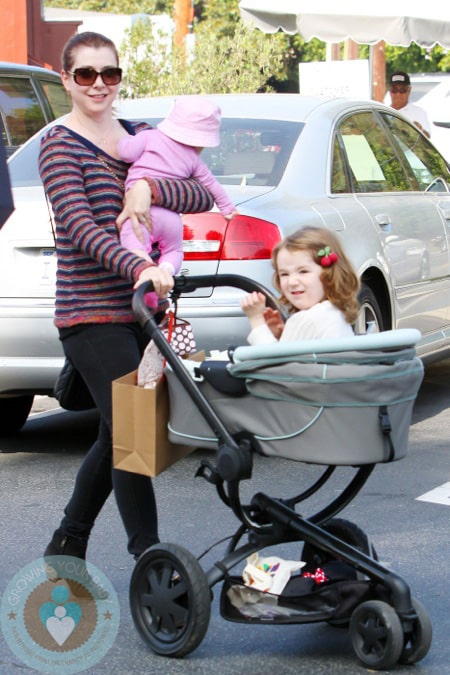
[39,31,214,561]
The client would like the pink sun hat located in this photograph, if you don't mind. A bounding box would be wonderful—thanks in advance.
[157,95,222,148]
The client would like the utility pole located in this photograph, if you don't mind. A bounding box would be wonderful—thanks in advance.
[173,0,194,47]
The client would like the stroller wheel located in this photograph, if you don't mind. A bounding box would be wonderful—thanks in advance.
[129,543,211,657]
[398,597,432,665]
[349,599,404,670]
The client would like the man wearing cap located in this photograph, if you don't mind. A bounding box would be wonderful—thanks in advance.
[388,71,431,139]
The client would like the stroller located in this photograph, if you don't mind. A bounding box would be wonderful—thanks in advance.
[129,274,432,670]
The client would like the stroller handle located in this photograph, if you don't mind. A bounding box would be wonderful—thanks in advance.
[132,273,287,331]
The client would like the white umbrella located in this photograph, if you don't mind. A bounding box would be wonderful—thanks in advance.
[239,0,450,48]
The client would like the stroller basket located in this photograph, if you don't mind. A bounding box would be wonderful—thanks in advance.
[166,330,424,465]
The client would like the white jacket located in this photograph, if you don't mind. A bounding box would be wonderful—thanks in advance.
[247,300,354,345]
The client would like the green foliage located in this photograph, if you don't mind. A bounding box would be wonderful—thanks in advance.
[120,19,287,97]
[385,44,450,76]
[292,35,326,63]
[194,0,241,37]
[44,0,171,13]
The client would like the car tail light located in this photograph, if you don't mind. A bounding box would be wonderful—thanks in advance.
[182,213,281,261]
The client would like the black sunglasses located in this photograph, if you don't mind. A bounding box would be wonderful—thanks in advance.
[68,66,122,86]
[389,85,409,94]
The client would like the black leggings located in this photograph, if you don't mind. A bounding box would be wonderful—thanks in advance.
[58,322,158,557]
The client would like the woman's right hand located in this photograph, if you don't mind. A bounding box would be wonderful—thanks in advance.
[116,179,152,242]
[134,264,174,299]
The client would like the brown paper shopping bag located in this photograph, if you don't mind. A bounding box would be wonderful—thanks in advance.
[112,370,193,477]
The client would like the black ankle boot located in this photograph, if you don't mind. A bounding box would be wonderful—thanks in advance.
[44,528,88,560]
[43,531,107,599]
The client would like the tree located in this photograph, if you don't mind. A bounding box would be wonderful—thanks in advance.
[44,0,171,12]
[384,44,450,76]
[119,18,288,97]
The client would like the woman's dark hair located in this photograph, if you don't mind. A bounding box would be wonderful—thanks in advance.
[62,32,119,72]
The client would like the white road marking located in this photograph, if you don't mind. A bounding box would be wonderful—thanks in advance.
[416,482,450,506]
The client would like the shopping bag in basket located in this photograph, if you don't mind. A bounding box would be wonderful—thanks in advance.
[112,370,194,477]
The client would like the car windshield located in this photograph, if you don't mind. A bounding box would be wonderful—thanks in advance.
[8,117,302,189]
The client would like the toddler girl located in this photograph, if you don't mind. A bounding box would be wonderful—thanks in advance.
[240,227,360,344]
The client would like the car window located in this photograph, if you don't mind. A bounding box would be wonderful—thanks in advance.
[39,78,71,118]
[142,117,302,187]
[331,135,351,193]
[381,112,450,191]
[335,112,412,193]
[7,129,42,186]
[0,76,47,148]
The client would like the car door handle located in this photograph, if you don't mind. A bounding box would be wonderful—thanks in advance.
[374,214,392,232]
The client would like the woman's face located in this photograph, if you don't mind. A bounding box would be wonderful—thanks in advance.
[61,45,120,117]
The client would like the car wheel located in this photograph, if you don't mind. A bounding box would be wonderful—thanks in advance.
[130,543,211,657]
[0,395,34,435]
[354,285,384,334]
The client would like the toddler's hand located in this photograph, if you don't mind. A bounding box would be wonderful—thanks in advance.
[263,307,284,339]
[240,292,267,324]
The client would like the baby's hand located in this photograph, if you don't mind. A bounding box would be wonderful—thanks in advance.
[223,209,239,221]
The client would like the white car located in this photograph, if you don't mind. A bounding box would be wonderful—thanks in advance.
[1,94,450,433]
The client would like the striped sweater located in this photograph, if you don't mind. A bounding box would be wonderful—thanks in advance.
[39,121,213,328]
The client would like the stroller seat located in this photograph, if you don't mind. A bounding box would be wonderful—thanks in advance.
[165,329,424,465]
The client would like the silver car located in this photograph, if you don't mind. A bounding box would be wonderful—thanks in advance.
[1,94,450,433]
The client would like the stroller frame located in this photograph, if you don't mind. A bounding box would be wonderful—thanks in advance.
[129,275,431,670]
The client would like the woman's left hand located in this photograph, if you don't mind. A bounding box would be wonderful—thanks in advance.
[134,264,174,298]
[116,179,152,242]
